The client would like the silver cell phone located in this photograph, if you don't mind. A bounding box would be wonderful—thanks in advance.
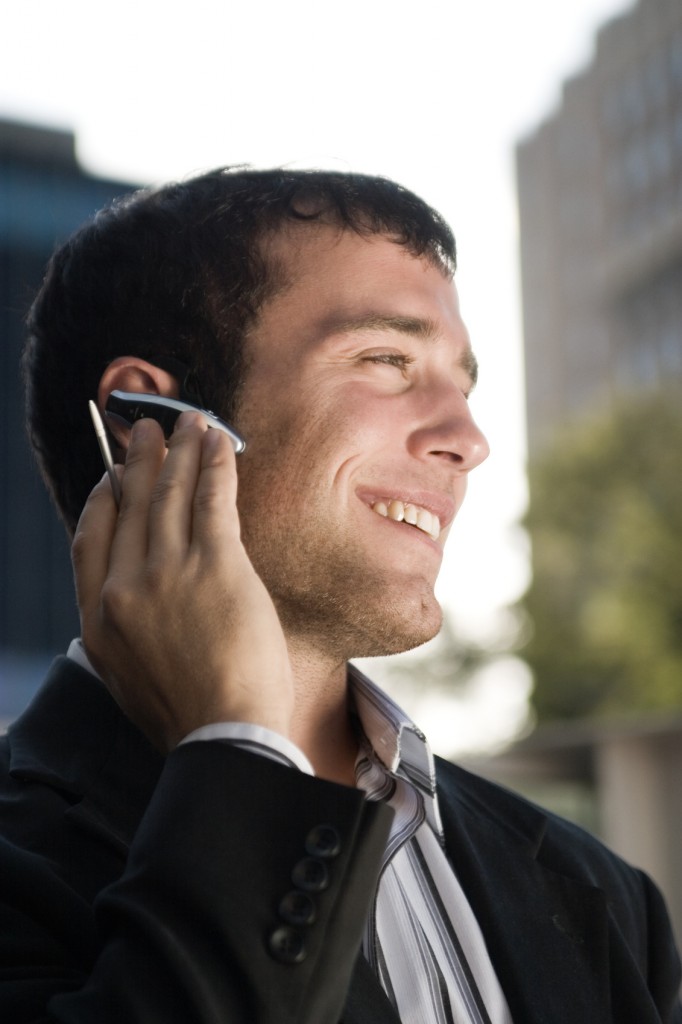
[88,392,246,507]
[105,391,246,453]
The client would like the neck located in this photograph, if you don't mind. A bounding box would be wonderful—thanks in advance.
[287,641,359,788]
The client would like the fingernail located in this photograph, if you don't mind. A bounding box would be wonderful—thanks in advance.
[203,426,222,449]
[176,411,206,431]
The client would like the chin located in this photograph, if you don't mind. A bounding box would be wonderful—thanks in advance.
[349,597,443,660]
[270,556,443,660]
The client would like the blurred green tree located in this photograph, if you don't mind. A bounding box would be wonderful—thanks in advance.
[522,389,682,722]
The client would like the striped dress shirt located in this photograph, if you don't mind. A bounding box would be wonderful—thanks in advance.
[350,664,513,1024]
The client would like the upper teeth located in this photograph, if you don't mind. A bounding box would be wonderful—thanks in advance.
[371,499,441,540]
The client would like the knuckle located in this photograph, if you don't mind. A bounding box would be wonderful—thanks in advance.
[193,485,223,517]
[149,474,183,509]
[99,578,136,625]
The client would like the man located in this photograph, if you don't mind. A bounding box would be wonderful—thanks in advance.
[1,167,680,1023]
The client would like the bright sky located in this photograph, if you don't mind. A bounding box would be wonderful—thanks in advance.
[2,0,632,752]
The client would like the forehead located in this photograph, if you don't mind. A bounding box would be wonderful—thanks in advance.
[259,224,462,336]
[265,220,448,281]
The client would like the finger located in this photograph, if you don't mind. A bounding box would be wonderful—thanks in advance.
[109,418,167,569]
[191,426,240,556]
[71,470,122,623]
[146,412,208,563]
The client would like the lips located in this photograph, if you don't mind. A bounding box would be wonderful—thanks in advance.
[370,498,441,540]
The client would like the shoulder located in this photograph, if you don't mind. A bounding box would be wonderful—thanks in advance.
[435,755,658,908]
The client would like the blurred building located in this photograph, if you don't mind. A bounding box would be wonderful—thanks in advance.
[512,0,682,948]
[517,0,682,457]
[0,119,133,723]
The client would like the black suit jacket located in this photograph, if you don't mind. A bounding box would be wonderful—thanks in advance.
[1,657,680,1023]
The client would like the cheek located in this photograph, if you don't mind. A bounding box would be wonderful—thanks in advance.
[240,376,398,500]
[238,402,334,509]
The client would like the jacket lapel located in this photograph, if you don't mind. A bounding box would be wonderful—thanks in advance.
[435,757,612,1023]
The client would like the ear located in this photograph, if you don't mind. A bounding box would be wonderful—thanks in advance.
[98,356,181,451]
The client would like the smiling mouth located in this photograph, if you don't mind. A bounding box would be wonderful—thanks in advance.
[371,499,441,540]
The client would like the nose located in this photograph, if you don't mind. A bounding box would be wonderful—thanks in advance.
[408,388,490,472]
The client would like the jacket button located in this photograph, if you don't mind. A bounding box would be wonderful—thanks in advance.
[268,925,307,964]
[279,890,317,926]
[291,856,329,892]
[305,824,341,859]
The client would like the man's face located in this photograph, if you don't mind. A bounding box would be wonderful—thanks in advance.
[233,225,489,662]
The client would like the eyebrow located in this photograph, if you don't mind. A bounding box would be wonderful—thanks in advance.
[331,312,479,388]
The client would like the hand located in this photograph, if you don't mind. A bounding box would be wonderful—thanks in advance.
[72,413,295,752]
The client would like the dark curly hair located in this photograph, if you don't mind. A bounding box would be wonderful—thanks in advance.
[23,166,457,534]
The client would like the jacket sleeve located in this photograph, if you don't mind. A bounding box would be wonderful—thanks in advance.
[1,741,392,1024]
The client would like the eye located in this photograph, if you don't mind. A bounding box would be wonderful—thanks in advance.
[361,352,414,374]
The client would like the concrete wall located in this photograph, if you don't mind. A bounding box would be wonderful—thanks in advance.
[596,728,682,950]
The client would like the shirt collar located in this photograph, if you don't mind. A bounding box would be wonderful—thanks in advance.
[348,662,444,838]
[66,638,100,677]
